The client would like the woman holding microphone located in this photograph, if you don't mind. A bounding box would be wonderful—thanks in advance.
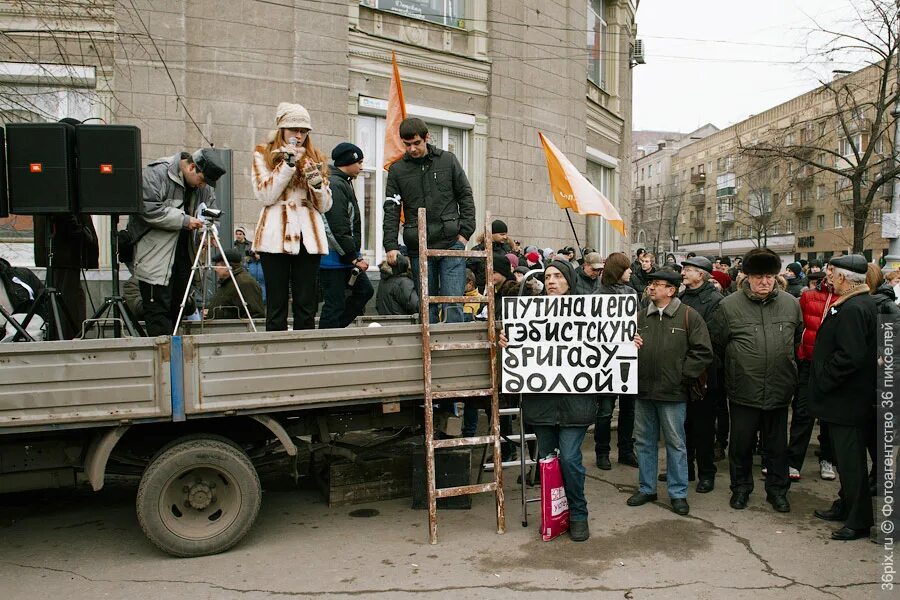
[252,102,332,330]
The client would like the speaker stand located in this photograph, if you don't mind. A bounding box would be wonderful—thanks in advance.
[15,223,77,341]
[81,214,145,338]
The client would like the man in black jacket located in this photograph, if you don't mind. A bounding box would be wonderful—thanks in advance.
[467,219,512,289]
[383,118,475,323]
[809,254,877,541]
[320,142,373,328]
[678,256,723,493]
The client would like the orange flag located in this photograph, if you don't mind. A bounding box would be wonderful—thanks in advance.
[538,132,626,237]
[383,51,408,171]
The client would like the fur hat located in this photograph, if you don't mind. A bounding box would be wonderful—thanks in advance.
[742,248,781,276]
[275,102,312,130]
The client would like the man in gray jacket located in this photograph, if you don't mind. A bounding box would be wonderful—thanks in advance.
[128,149,226,336]
[709,248,802,513]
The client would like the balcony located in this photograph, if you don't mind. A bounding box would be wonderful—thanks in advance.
[690,192,706,206]
[716,187,736,198]
[691,217,706,229]
[791,168,814,187]
[690,172,706,185]
[717,211,735,223]
[793,201,814,215]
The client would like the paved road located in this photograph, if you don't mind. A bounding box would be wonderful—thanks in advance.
[0,444,882,599]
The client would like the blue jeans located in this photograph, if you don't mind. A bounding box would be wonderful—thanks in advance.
[410,240,465,324]
[532,424,590,521]
[634,399,688,499]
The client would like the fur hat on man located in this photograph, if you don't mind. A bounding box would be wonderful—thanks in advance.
[742,248,781,276]
[275,102,312,130]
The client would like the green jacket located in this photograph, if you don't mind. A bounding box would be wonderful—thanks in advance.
[636,298,713,402]
[206,266,266,320]
[708,283,802,410]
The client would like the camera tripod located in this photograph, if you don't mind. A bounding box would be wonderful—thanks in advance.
[173,214,258,335]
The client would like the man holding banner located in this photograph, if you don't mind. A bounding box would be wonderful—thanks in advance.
[627,268,713,516]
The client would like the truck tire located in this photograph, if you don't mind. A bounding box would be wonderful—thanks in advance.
[136,435,261,557]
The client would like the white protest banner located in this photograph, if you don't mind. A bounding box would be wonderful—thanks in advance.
[502,294,638,394]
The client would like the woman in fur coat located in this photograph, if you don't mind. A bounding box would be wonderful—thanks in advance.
[252,103,333,330]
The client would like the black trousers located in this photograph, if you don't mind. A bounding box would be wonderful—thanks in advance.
[260,249,320,331]
[318,268,374,329]
[594,395,635,458]
[139,232,191,337]
[48,266,84,340]
[788,360,815,471]
[686,383,718,480]
[829,422,874,530]
[714,368,729,450]
[729,403,790,495]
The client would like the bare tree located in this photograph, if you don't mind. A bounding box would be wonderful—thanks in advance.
[730,152,792,247]
[739,0,899,253]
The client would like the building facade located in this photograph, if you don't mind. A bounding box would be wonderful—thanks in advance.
[663,63,894,264]
[0,0,638,268]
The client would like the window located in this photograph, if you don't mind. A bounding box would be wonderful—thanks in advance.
[648,163,653,177]
[785,218,794,232]
[587,0,607,89]
[785,191,793,205]
[355,113,469,263]
[717,157,726,171]
[834,212,842,229]
[773,165,780,180]
[360,0,465,28]
[587,160,618,256]
[817,214,825,230]
[681,212,686,224]
[816,184,826,201]
[800,216,811,231]
[871,208,883,223]
[640,167,644,181]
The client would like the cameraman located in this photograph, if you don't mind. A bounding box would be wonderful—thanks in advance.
[319,143,373,328]
[127,148,226,336]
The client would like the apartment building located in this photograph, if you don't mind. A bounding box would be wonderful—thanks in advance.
[0,0,639,267]
[670,63,894,263]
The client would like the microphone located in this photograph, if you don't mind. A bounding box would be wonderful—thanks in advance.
[286,136,298,167]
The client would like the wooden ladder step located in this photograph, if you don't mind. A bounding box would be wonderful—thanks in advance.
[431,341,492,351]
[431,388,493,399]
[433,435,496,449]
[428,295,488,304]
[435,481,498,499]
[425,248,489,259]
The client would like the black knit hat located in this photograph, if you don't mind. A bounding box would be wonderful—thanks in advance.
[331,142,364,167]
[491,219,508,234]
[742,248,781,276]
[545,260,576,294]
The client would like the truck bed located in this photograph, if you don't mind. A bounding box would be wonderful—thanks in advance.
[0,323,492,433]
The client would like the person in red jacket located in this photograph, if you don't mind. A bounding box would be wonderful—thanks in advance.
[789,270,837,481]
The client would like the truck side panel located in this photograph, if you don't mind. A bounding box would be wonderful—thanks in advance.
[182,324,492,414]
[0,337,172,429]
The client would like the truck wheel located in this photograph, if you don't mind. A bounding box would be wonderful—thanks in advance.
[136,436,261,557]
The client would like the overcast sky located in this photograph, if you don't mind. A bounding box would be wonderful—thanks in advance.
[632,0,872,132]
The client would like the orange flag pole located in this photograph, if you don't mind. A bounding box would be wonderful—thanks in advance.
[383,51,408,171]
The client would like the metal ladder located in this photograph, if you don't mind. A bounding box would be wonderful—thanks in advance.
[417,207,505,544]
[480,404,539,527]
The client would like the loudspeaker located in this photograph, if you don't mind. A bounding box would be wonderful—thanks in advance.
[0,128,8,219]
[76,125,142,215]
[6,123,77,214]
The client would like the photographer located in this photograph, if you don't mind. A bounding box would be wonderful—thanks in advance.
[252,102,332,331]
[319,142,373,329]
[127,148,226,336]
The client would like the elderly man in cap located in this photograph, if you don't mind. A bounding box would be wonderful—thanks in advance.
[574,252,603,294]
[127,147,226,336]
[809,254,877,540]
[673,256,724,492]
[204,249,265,320]
[628,268,713,516]
[468,219,512,289]
[320,142,374,329]
[709,248,802,512]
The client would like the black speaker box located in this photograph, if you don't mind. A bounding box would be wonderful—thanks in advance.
[0,127,8,218]
[76,125,142,215]
[6,123,76,215]
[412,448,473,510]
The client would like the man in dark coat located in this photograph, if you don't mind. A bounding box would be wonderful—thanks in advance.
[677,256,723,493]
[809,254,877,541]
[467,219,512,289]
[320,142,373,328]
[205,250,265,319]
[709,248,802,513]
[383,118,475,324]
[573,252,603,295]
[375,255,419,316]
[627,268,713,517]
